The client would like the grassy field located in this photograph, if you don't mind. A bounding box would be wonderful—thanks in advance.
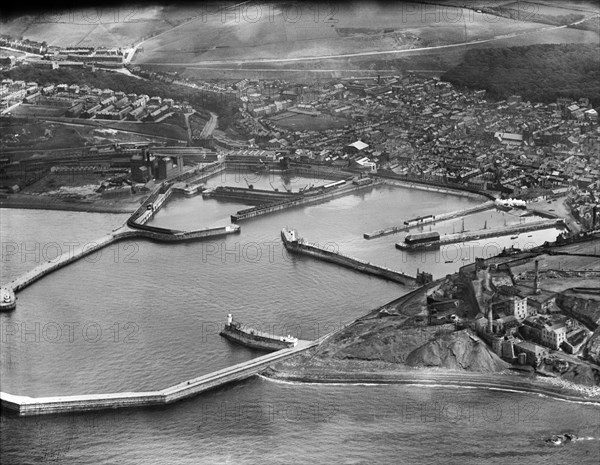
[4,2,597,74]
[133,1,582,65]
[9,104,67,118]
[268,112,349,131]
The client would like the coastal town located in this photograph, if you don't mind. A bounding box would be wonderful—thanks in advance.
[1,60,599,230]
[1,28,600,384]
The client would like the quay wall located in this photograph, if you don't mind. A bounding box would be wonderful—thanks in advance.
[376,173,494,201]
[206,186,298,203]
[285,241,416,286]
[232,180,381,222]
[222,160,352,181]
[439,219,565,245]
[134,189,173,225]
[185,161,225,185]
[281,165,351,181]
[364,200,496,239]
[1,340,319,416]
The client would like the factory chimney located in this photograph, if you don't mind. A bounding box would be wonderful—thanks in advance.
[533,260,540,295]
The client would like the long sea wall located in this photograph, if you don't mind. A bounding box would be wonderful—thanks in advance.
[284,239,417,287]
[1,339,318,416]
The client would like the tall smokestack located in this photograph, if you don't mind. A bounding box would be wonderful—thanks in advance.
[533,260,540,294]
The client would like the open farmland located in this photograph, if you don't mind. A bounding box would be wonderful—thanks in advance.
[134,1,578,66]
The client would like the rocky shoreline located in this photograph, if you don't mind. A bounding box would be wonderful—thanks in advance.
[263,356,600,405]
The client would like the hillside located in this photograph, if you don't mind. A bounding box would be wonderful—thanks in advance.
[405,330,509,372]
[442,44,600,106]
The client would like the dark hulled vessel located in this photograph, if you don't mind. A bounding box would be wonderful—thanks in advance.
[220,314,298,351]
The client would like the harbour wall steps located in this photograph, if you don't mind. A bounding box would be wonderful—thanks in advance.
[1,339,318,416]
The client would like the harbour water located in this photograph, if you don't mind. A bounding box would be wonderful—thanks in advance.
[1,170,587,463]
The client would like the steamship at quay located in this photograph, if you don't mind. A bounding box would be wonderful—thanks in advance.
[219,314,298,351]
[395,231,441,251]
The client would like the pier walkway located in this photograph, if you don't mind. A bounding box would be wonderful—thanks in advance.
[438,218,565,245]
[364,200,496,239]
[9,233,117,293]
[283,233,418,287]
[1,339,318,416]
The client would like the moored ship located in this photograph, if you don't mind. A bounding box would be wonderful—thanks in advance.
[219,314,298,351]
[395,231,441,251]
[0,287,16,311]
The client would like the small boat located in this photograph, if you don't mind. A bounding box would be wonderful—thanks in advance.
[445,260,453,263]
[510,235,519,239]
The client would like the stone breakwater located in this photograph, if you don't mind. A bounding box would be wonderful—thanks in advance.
[282,231,418,287]
[2,177,240,307]
[1,340,318,416]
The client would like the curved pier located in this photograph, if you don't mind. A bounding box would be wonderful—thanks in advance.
[4,224,241,298]
[1,339,317,416]
[2,177,240,308]
[8,233,120,293]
